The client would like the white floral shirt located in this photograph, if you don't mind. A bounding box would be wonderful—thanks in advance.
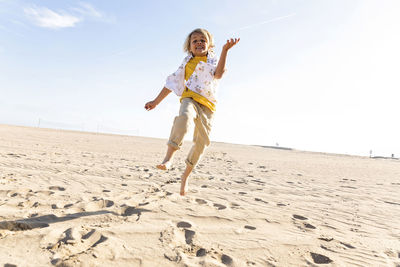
[165,52,219,104]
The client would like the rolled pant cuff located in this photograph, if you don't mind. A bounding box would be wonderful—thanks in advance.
[167,141,180,150]
[185,159,195,168]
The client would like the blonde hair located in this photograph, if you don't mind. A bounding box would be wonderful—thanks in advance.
[183,28,215,55]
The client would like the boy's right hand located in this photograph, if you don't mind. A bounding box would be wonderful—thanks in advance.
[144,100,157,111]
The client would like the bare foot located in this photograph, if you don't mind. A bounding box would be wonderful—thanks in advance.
[156,161,172,170]
[179,164,192,196]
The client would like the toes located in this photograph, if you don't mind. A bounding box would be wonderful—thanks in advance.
[157,162,172,171]
[156,164,166,170]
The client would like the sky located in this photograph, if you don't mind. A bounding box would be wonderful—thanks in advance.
[1,0,399,157]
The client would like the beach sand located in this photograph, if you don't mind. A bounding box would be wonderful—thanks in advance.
[0,124,399,266]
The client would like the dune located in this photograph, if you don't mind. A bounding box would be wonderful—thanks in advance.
[0,124,399,266]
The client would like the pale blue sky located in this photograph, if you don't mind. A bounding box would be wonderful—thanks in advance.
[1,0,399,157]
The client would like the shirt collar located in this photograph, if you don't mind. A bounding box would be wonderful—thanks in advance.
[184,51,217,66]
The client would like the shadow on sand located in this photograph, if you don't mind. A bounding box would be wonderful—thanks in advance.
[0,207,151,231]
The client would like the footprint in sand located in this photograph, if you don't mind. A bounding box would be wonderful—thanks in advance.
[221,254,233,265]
[84,199,114,211]
[196,248,206,257]
[8,192,19,198]
[185,229,195,244]
[310,252,333,264]
[49,186,65,191]
[340,242,356,249]
[293,214,308,220]
[304,223,316,229]
[47,228,108,266]
[230,203,240,209]
[320,245,335,253]
[251,179,266,185]
[213,203,226,210]
[195,198,207,205]
[177,221,192,229]
[292,215,316,230]
[163,226,209,264]
[318,237,334,242]
[159,226,182,262]
[255,198,268,204]
[166,179,179,184]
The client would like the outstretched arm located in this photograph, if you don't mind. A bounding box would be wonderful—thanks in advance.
[144,87,171,111]
[214,38,240,79]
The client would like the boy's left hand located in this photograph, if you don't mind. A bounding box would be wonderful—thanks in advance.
[223,38,240,52]
[145,100,157,111]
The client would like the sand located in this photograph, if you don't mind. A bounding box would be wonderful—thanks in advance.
[0,124,399,267]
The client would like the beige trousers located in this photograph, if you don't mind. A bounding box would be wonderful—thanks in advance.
[168,98,214,167]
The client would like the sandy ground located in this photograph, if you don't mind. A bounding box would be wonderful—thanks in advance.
[0,124,399,267]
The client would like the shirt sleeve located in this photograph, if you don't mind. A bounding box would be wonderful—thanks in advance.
[208,55,219,77]
[165,64,185,96]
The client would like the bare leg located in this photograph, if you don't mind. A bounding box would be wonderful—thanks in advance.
[180,164,193,196]
[157,145,177,170]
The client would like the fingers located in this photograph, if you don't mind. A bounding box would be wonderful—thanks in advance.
[225,38,240,49]
[144,102,154,111]
[227,38,240,44]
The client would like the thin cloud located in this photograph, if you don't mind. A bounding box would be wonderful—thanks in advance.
[71,2,102,18]
[24,6,81,29]
[232,13,296,33]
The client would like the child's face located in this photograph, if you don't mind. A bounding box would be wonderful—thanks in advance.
[190,32,209,57]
